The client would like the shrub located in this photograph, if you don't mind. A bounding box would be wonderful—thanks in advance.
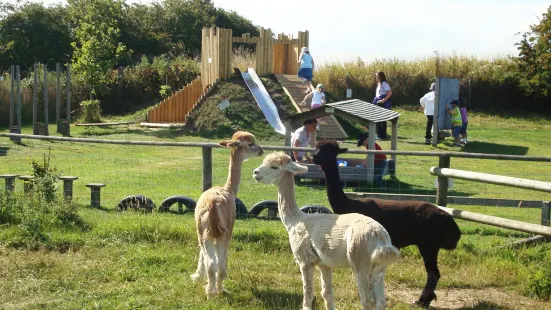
[79,100,102,123]
[30,150,61,203]
[527,265,551,301]
[159,85,172,99]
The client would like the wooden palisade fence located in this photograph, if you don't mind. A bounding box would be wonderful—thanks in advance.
[148,26,309,124]
[147,76,204,123]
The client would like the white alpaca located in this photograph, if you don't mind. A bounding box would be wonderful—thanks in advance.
[190,131,263,297]
[253,153,400,310]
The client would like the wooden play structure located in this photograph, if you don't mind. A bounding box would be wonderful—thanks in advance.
[283,99,401,184]
[146,27,310,124]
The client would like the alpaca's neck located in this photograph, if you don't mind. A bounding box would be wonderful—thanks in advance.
[320,161,350,210]
[224,150,244,196]
[277,173,303,230]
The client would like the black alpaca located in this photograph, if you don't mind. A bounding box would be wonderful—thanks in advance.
[312,140,461,307]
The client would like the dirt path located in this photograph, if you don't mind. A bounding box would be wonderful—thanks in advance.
[388,285,551,309]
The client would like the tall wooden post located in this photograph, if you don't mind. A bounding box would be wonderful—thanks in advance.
[33,64,38,134]
[43,64,49,136]
[16,65,21,131]
[202,147,213,191]
[56,63,61,126]
[66,64,71,136]
[9,65,14,128]
[436,155,450,206]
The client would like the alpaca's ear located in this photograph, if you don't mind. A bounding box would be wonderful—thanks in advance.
[338,148,348,154]
[286,161,309,174]
[220,140,242,148]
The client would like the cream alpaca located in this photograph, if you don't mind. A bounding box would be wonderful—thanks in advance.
[191,131,263,297]
[253,153,400,310]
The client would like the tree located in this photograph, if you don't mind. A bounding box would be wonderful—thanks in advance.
[0,1,71,70]
[514,5,551,98]
[215,8,259,37]
[69,0,131,96]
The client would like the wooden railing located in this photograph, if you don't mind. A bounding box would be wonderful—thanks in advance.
[147,76,204,123]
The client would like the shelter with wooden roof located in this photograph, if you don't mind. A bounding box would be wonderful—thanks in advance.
[283,99,401,183]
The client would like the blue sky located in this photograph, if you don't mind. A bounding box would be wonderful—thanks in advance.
[8,0,550,64]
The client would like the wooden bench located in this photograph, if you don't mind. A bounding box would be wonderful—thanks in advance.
[296,159,396,183]
[76,121,135,127]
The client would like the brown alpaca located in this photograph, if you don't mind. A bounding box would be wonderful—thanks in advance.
[190,131,264,297]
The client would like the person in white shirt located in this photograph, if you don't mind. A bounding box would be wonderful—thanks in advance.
[373,71,392,140]
[302,84,326,109]
[420,82,436,145]
[298,47,314,92]
[291,119,318,163]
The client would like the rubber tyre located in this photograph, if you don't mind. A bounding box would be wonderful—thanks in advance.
[300,204,333,214]
[235,197,248,219]
[249,200,279,218]
[117,195,156,212]
[159,196,197,213]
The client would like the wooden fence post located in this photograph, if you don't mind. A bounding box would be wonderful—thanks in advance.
[436,155,450,206]
[542,201,550,226]
[56,63,60,129]
[43,64,49,136]
[202,146,213,191]
[9,65,14,128]
[66,64,71,137]
[33,64,38,134]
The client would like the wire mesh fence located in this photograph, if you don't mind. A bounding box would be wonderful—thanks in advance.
[1,133,550,228]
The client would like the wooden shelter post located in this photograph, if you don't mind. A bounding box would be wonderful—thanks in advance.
[391,119,398,162]
[367,122,376,183]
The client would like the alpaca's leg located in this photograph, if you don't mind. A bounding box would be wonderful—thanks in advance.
[190,247,206,282]
[203,239,219,297]
[370,267,387,310]
[215,239,230,293]
[416,246,440,307]
[318,265,335,310]
[354,269,375,310]
[299,263,315,310]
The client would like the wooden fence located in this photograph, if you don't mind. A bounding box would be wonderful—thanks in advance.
[201,27,309,85]
[146,76,204,123]
[202,27,233,88]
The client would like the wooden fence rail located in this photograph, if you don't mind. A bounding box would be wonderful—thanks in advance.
[147,76,203,123]
[3,132,551,239]
[430,167,551,193]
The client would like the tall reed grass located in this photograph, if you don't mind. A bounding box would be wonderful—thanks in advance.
[315,54,530,113]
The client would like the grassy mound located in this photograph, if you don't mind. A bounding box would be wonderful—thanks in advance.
[186,75,296,140]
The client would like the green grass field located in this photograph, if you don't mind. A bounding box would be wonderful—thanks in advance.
[1,102,551,309]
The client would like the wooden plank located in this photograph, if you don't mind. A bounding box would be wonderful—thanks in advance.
[431,167,551,193]
[219,28,225,80]
[76,121,135,127]
[202,28,207,88]
[437,205,551,238]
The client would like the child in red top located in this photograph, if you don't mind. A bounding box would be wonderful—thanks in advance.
[357,134,387,187]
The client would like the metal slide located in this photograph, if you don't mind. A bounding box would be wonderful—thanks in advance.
[240,68,286,135]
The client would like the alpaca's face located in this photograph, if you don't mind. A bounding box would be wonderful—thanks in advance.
[220,131,264,159]
[313,141,348,166]
[253,153,308,184]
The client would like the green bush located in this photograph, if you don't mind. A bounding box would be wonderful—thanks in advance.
[79,100,102,123]
[528,265,551,301]
[0,191,90,245]
[159,85,172,99]
[30,151,61,203]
